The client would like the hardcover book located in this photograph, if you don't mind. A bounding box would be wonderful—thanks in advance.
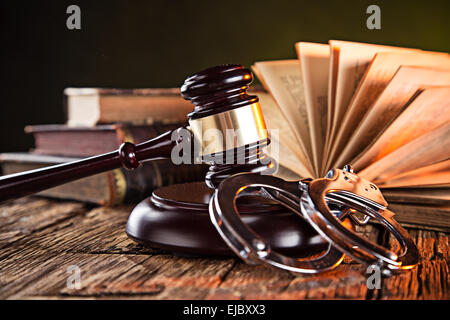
[64,87,194,126]
[0,153,208,206]
[25,123,180,157]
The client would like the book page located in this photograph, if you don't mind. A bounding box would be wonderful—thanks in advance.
[253,69,313,177]
[335,68,450,168]
[323,40,419,172]
[352,86,450,171]
[358,124,450,184]
[270,136,312,178]
[256,92,313,177]
[325,44,339,159]
[273,164,303,181]
[326,50,450,171]
[296,42,329,176]
[378,159,450,188]
[252,60,314,173]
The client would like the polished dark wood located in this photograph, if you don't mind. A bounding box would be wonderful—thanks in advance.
[126,181,328,256]
[127,65,296,254]
[182,64,258,120]
[0,64,267,202]
[182,64,274,188]
[0,130,179,203]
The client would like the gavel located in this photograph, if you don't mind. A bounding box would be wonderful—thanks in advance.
[0,64,272,203]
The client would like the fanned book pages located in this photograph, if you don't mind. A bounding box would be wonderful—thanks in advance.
[252,40,450,231]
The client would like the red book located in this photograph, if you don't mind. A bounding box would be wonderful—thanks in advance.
[25,123,179,157]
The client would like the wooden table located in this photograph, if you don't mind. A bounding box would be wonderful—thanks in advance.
[0,197,448,299]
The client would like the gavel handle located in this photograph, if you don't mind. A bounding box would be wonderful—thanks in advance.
[0,130,179,203]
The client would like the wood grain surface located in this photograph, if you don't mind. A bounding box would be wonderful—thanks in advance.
[0,197,448,299]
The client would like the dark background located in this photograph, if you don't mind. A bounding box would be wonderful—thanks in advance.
[1,0,449,153]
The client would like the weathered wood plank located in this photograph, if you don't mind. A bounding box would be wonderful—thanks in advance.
[282,264,368,299]
[0,197,448,300]
[1,251,150,299]
[2,250,235,299]
[380,229,449,299]
[0,202,158,262]
[60,254,236,299]
[0,197,86,251]
[205,262,368,299]
[205,262,294,300]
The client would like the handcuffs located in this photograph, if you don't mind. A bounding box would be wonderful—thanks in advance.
[209,165,420,275]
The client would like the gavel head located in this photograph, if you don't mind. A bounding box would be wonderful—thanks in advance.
[181,64,269,162]
[181,64,274,188]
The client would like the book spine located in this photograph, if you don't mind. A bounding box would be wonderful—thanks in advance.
[112,161,208,206]
[78,161,208,206]
[30,123,180,157]
[0,158,208,206]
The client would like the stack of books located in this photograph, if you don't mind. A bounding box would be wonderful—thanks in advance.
[0,88,208,206]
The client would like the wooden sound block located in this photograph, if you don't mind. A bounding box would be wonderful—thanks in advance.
[126,181,328,257]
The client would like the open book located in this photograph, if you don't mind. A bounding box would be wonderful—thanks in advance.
[252,40,450,231]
